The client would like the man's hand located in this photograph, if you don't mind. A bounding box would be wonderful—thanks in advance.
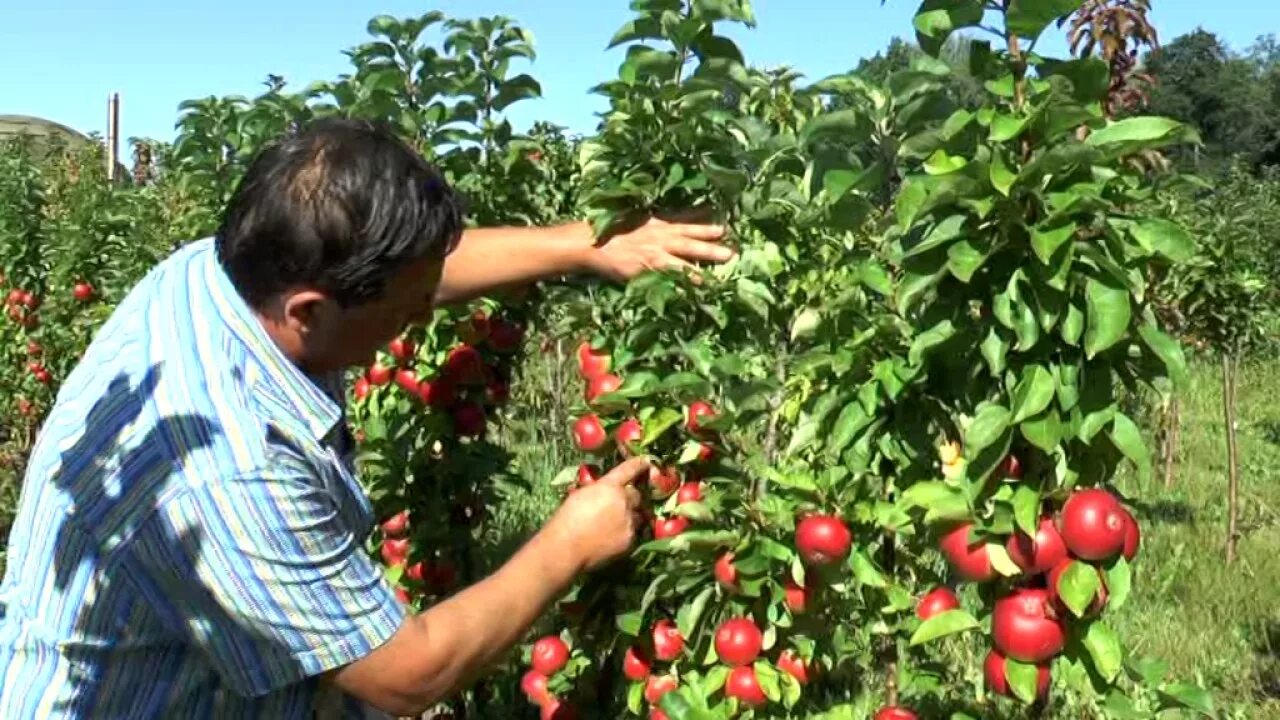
[587,216,735,283]
[542,456,650,573]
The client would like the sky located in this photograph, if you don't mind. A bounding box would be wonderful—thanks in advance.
[1,1,1276,145]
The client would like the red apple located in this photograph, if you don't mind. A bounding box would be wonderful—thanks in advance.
[444,344,487,386]
[381,510,409,537]
[1005,516,1069,576]
[522,669,551,706]
[724,665,766,707]
[675,481,702,504]
[653,516,689,539]
[380,537,410,566]
[999,454,1023,479]
[874,707,918,720]
[916,587,960,621]
[777,650,809,684]
[353,377,371,401]
[686,400,717,435]
[784,577,809,614]
[795,514,852,566]
[938,522,995,582]
[576,341,611,379]
[991,587,1066,663]
[1121,509,1141,561]
[984,648,1050,699]
[452,401,486,437]
[388,336,416,364]
[714,617,763,667]
[367,362,392,386]
[714,552,738,591]
[577,464,601,488]
[572,415,608,453]
[540,699,578,720]
[419,377,458,409]
[651,619,683,661]
[1059,488,1128,561]
[585,373,623,403]
[623,645,651,682]
[487,318,524,354]
[644,674,677,705]
[648,466,681,499]
[531,635,570,676]
[615,418,644,454]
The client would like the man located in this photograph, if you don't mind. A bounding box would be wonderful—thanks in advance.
[0,118,732,717]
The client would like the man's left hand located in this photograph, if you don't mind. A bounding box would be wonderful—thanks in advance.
[586,216,735,282]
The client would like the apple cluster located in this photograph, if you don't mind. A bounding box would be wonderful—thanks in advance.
[352,308,525,439]
[377,509,458,606]
[922,444,1142,703]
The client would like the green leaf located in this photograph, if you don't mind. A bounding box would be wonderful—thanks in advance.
[990,112,1030,142]
[1010,365,1056,424]
[850,549,888,587]
[980,327,1008,376]
[966,404,1012,455]
[1109,412,1152,481]
[616,610,644,636]
[924,149,968,175]
[801,109,872,148]
[913,0,985,55]
[1006,0,1082,40]
[1031,221,1077,265]
[1085,116,1183,148]
[1084,277,1131,358]
[909,608,980,645]
[1058,561,1101,617]
[1105,557,1131,611]
[990,149,1016,196]
[947,237,988,282]
[909,319,955,365]
[1157,683,1216,715]
[828,402,872,456]
[1020,408,1063,453]
[608,17,663,48]
[1040,57,1110,103]
[1083,621,1124,682]
[1012,486,1039,536]
[987,543,1023,576]
[1005,658,1042,704]
[790,307,822,342]
[1138,323,1189,390]
[1061,300,1084,346]
[903,214,968,259]
[1128,217,1195,263]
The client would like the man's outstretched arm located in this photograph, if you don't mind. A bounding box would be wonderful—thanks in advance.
[433,217,734,305]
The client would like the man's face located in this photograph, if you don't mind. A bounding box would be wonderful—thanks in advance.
[295,256,445,374]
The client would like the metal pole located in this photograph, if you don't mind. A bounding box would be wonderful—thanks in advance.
[107,93,119,183]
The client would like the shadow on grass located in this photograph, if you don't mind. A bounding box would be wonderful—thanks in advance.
[1251,619,1280,701]
[1128,497,1197,525]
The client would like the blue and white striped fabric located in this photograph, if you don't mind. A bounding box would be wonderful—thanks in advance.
[0,237,406,718]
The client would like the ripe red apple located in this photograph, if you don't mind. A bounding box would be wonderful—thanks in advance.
[531,635,570,676]
[25,340,41,356]
[381,510,409,537]
[577,464,601,488]
[487,318,524,354]
[676,481,702,504]
[21,291,38,309]
[874,707,918,720]
[1047,558,1108,617]
[394,586,411,604]
[1059,488,1128,561]
[649,709,669,720]
[623,645,651,681]
[540,697,578,720]
[715,552,739,591]
[999,454,1023,479]
[452,402,486,437]
[353,377,371,401]
[444,344,487,386]
[1005,516,1069,575]
[939,522,995,582]
[405,561,426,583]
[984,648,1050,699]
[33,368,51,385]
[777,650,809,684]
[576,341,611,379]
[686,400,717,435]
[916,587,960,621]
[388,336,415,364]
[715,617,763,667]
[522,669,551,706]
[1121,509,1141,561]
[380,537,410,566]
[991,587,1066,663]
[585,373,623,403]
[795,514,852,566]
[696,442,715,463]
[651,619,683,661]
[16,398,33,416]
[784,577,809,613]
[367,362,392,386]
[72,282,94,301]
[615,418,644,453]
[644,674,677,704]
[648,466,681,499]
[5,289,22,305]
[724,665,766,707]
[458,310,490,345]
[653,516,689,539]
[572,414,608,453]
[419,377,458,409]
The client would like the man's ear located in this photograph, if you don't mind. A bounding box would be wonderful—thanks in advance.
[280,289,332,335]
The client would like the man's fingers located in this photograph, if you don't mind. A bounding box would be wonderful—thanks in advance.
[624,485,643,513]
[601,456,652,487]
[666,223,728,242]
[664,237,735,263]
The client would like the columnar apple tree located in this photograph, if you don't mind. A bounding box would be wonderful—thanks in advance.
[516,1,1216,718]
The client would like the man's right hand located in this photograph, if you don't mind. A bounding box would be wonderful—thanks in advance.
[542,456,650,574]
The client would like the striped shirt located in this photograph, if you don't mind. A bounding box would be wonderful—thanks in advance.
[0,237,406,718]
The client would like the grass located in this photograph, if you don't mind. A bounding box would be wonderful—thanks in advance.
[2,349,1279,717]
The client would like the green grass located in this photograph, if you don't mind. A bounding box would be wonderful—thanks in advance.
[3,350,1279,717]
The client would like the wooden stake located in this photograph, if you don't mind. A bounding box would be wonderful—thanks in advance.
[1162,397,1180,490]
[1224,354,1240,564]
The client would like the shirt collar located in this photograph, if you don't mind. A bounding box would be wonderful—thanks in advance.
[198,238,345,442]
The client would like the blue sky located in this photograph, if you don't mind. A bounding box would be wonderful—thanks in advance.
[2,1,1275,144]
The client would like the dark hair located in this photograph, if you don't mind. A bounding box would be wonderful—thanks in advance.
[215,117,465,309]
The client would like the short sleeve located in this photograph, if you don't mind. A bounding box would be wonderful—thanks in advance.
[128,466,408,698]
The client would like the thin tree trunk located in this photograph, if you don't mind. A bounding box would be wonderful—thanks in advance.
[1162,397,1180,490]
[1224,354,1241,564]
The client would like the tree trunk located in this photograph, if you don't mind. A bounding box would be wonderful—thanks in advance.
[1224,354,1241,564]
[1162,397,1180,490]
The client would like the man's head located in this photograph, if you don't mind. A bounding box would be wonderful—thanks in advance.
[215,117,464,374]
